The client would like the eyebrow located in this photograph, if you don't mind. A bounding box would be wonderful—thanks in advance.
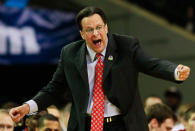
[85,24,104,28]
[0,124,14,127]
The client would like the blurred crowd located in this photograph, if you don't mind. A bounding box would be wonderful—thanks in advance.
[0,102,72,131]
[0,86,194,131]
[144,86,194,131]
[128,0,195,33]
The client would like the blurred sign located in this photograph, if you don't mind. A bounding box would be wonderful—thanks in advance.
[5,0,29,8]
[0,5,81,64]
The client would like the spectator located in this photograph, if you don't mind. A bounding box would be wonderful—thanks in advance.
[146,103,176,131]
[183,105,195,131]
[36,114,60,131]
[0,101,25,131]
[144,95,163,112]
[25,114,41,131]
[164,86,182,113]
[173,103,193,131]
[185,6,195,33]
[0,109,15,131]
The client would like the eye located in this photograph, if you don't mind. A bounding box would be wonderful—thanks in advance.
[0,124,4,128]
[86,28,94,33]
[96,26,103,30]
[191,118,195,121]
[7,125,13,129]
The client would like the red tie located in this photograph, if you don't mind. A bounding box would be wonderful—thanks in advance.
[91,53,105,131]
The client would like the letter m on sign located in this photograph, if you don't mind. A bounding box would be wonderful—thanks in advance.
[0,26,40,55]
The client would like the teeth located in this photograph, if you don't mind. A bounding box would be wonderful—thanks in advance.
[94,41,101,45]
[97,42,101,46]
[93,39,101,45]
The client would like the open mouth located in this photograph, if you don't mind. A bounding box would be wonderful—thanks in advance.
[93,39,102,46]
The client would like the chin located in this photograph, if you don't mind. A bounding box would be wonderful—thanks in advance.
[96,48,104,53]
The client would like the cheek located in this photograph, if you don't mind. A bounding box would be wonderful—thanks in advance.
[189,121,195,127]
[101,33,107,41]
[85,37,94,47]
[87,35,92,40]
[86,38,93,45]
[158,124,168,131]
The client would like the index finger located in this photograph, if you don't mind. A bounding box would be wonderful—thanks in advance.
[9,108,19,117]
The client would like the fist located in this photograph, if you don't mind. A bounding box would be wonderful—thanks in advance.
[9,104,30,122]
[177,64,190,81]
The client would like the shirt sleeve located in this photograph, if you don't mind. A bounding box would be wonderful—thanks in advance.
[25,100,38,114]
[174,67,181,81]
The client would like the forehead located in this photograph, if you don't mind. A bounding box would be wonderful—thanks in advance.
[146,97,162,105]
[81,14,104,28]
[147,97,161,102]
[162,118,175,126]
[0,113,14,125]
[43,120,60,129]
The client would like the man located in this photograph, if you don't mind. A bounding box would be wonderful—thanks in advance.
[144,95,163,112]
[36,114,60,131]
[164,86,183,113]
[0,109,15,131]
[25,114,41,131]
[9,6,190,131]
[183,105,195,131]
[172,104,193,131]
[146,103,176,131]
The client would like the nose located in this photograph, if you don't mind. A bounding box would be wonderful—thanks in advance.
[93,29,99,35]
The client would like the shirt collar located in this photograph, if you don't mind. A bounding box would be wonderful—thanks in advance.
[86,40,108,62]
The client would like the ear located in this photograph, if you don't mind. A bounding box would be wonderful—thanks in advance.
[105,24,108,34]
[150,118,159,129]
[80,31,85,40]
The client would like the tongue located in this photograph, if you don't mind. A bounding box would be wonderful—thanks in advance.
[93,39,101,45]
[96,41,101,46]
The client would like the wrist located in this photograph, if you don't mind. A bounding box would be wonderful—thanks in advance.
[22,103,30,114]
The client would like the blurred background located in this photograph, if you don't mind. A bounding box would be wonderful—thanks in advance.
[0,0,194,107]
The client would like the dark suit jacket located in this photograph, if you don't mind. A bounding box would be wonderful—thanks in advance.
[33,33,179,131]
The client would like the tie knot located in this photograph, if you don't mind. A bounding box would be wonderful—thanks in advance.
[96,53,102,59]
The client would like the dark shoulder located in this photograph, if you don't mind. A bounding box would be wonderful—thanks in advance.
[112,33,138,42]
[61,39,85,53]
[111,33,140,49]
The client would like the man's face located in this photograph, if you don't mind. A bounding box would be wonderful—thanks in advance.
[0,113,14,131]
[80,13,108,53]
[186,113,195,131]
[156,118,174,131]
[38,120,60,131]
